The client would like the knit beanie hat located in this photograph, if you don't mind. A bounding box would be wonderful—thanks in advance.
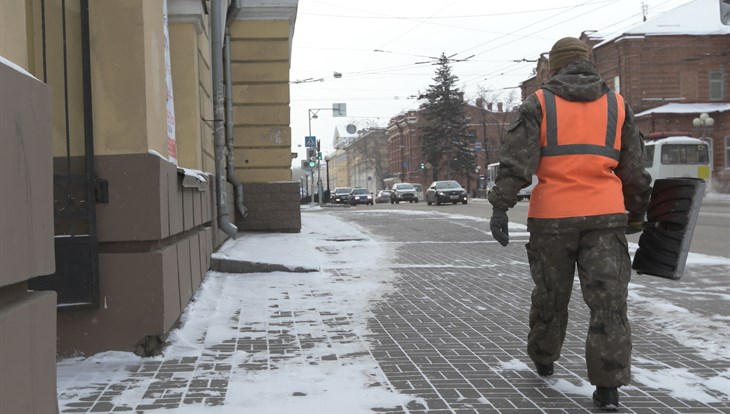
[549,37,589,72]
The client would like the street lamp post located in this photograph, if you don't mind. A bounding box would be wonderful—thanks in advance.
[324,155,331,203]
[308,109,319,204]
[307,104,347,205]
[693,112,715,182]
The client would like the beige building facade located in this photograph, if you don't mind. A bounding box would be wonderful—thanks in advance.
[0,0,299,411]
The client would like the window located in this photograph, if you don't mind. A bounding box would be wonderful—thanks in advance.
[644,145,654,168]
[710,71,724,100]
[660,144,709,165]
[725,136,730,169]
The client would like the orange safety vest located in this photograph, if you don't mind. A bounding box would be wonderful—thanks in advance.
[528,89,626,218]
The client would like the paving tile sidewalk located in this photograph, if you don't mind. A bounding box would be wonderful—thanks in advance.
[56,208,730,413]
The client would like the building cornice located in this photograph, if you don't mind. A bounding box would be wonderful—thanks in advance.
[168,0,206,34]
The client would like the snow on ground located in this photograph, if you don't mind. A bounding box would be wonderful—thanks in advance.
[57,207,730,410]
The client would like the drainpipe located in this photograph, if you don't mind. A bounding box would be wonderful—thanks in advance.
[224,25,248,218]
[212,0,237,239]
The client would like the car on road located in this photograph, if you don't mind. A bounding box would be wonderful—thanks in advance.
[375,190,392,203]
[332,187,352,204]
[348,188,374,205]
[426,180,468,205]
[390,183,419,204]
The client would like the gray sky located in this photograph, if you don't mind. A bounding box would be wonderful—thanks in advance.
[289,0,695,161]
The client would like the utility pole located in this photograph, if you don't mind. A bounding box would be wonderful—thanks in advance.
[307,104,347,205]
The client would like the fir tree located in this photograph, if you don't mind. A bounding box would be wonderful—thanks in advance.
[419,53,474,182]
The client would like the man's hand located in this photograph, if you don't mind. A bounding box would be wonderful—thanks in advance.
[626,212,645,235]
[490,208,510,246]
[626,221,643,235]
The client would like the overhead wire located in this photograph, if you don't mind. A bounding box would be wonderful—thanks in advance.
[458,0,696,91]
[376,0,461,49]
[294,0,702,102]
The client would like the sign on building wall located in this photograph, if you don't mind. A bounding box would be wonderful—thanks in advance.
[163,0,178,165]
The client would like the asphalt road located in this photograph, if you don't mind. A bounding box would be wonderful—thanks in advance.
[364,197,730,259]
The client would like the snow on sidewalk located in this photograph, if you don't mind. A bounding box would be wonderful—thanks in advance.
[57,211,423,413]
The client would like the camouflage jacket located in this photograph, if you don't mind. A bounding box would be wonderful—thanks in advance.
[488,60,652,227]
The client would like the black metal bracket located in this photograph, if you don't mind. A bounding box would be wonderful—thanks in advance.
[95,177,109,203]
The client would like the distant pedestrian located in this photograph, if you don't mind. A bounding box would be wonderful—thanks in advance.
[487,37,652,411]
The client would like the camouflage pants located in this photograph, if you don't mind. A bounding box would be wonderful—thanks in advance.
[525,227,632,388]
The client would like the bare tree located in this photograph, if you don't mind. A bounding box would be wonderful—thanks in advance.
[345,128,389,190]
[474,87,519,165]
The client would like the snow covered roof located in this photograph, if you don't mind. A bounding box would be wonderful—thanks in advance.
[596,0,730,47]
[332,125,357,149]
[636,103,730,117]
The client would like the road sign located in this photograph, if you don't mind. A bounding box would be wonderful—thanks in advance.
[474,141,482,151]
[332,103,346,117]
[305,136,316,148]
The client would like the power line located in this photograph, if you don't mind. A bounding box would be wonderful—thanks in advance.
[377,0,460,49]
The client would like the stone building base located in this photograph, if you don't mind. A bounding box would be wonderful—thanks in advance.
[239,182,301,232]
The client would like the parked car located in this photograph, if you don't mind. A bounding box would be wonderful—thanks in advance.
[375,190,392,203]
[348,188,374,205]
[426,180,468,205]
[332,187,352,204]
[390,183,419,204]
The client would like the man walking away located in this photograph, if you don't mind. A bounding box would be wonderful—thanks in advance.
[487,37,652,411]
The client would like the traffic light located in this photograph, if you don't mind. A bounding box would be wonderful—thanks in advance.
[306,148,317,168]
[420,161,425,170]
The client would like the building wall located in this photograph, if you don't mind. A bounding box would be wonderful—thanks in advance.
[344,129,389,192]
[331,149,351,189]
[0,59,58,414]
[52,1,224,355]
[90,0,168,157]
[58,154,215,355]
[386,105,510,194]
[595,35,730,113]
[169,23,204,170]
[1,0,302,364]
[228,20,293,183]
[229,13,301,232]
[0,0,29,68]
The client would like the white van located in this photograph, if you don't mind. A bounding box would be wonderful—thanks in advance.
[644,136,710,185]
[517,175,538,201]
[486,163,499,196]
[487,162,536,201]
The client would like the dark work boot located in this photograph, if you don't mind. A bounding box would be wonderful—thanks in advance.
[593,386,619,411]
[534,362,554,376]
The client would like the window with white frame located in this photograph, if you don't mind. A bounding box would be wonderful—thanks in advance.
[710,71,724,100]
[725,136,730,169]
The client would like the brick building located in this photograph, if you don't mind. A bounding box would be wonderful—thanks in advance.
[386,103,514,195]
[521,0,730,192]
